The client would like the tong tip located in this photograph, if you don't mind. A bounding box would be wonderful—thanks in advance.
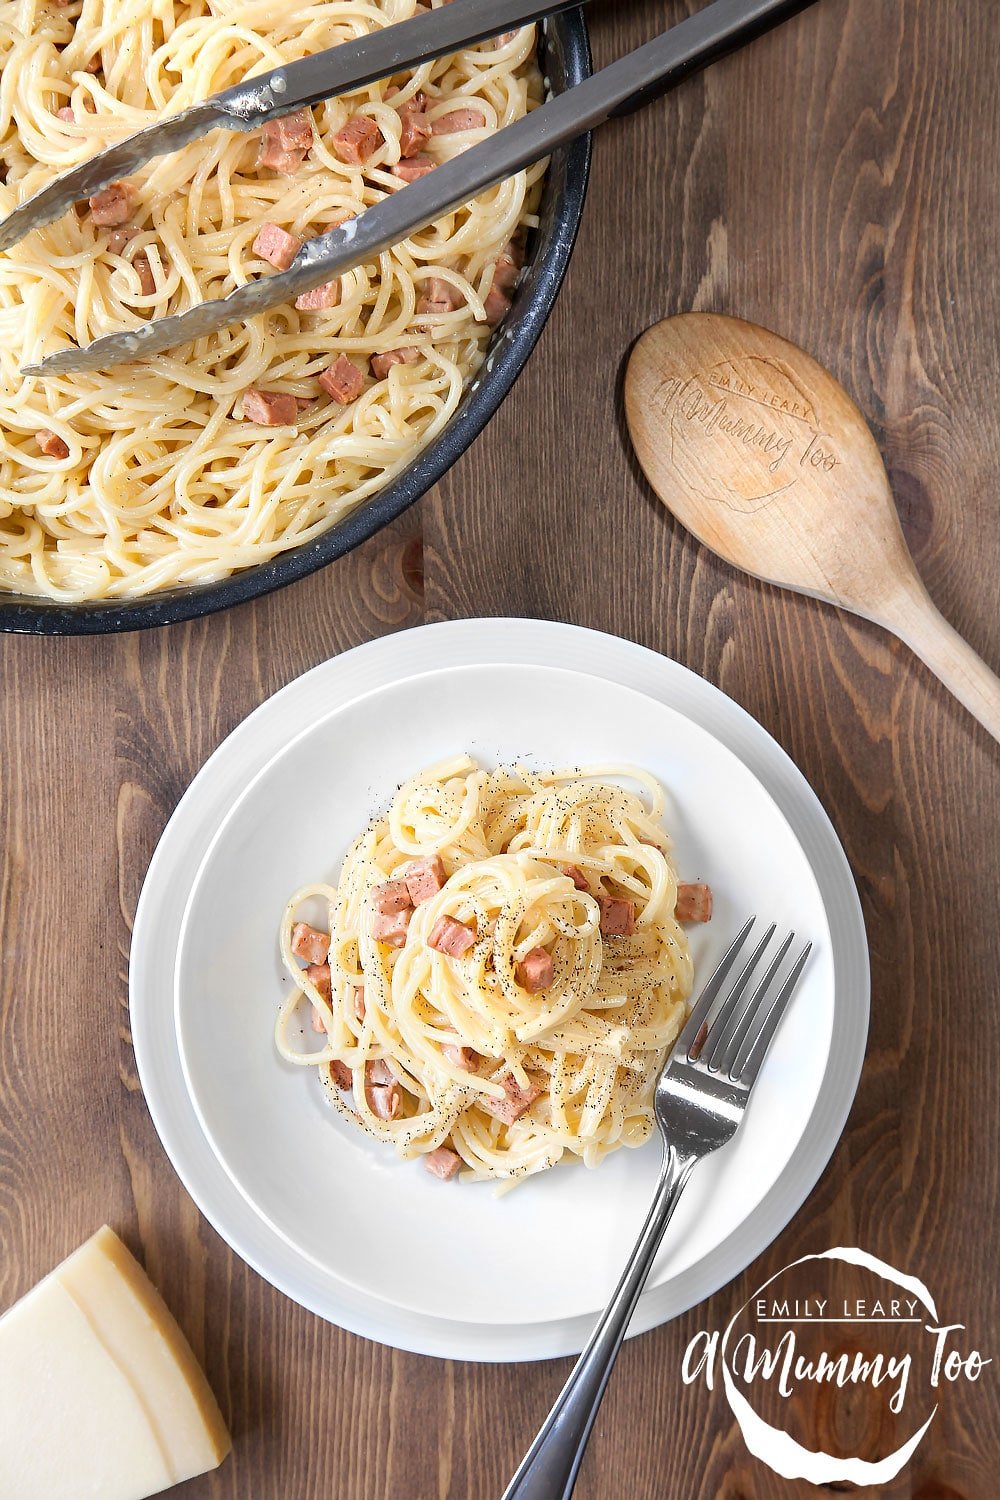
[21,351,96,377]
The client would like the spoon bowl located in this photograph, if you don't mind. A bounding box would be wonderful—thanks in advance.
[625,313,1000,742]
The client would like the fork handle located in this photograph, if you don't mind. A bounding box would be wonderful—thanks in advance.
[501,1147,695,1500]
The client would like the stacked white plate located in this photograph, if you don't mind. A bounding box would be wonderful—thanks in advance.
[130,620,869,1361]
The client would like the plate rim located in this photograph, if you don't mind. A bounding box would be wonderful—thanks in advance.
[130,618,870,1361]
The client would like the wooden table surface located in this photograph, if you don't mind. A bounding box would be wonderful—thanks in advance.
[2,1,998,1496]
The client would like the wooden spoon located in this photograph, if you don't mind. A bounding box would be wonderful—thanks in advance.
[625,312,1000,742]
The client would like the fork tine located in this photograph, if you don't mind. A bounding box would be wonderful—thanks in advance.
[711,931,794,1077]
[731,941,813,1086]
[676,916,755,1060]
[702,923,776,1071]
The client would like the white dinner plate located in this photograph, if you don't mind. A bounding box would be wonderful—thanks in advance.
[130,620,869,1360]
[175,665,831,1328]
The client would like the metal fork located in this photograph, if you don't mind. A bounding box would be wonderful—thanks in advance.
[502,917,812,1500]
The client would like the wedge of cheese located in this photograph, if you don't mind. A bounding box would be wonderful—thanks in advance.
[0,1225,231,1500]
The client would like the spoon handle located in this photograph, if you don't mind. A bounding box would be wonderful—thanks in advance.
[882,585,1000,744]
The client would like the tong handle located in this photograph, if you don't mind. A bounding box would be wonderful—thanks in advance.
[298,0,821,287]
[215,0,587,128]
[0,0,587,255]
[23,0,819,374]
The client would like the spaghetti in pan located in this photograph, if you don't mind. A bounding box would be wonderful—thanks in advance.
[0,1,544,600]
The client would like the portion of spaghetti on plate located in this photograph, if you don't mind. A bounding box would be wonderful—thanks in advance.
[277,756,714,1185]
[0,1,543,600]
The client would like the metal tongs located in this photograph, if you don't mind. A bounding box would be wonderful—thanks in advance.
[4,0,815,377]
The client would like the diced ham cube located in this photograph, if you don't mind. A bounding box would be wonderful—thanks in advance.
[441,1042,478,1071]
[242,388,299,425]
[366,1081,400,1120]
[599,897,636,938]
[675,882,713,923]
[370,346,420,379]
[133,255,155,296]
[272,109,314,150]
[372,880,411,916]
[561,864,589,892]
[398,94,431,157]
[403,856,446,906]
[353,985,366,1021]
[305,962,331,1001]
[399,114,430,157]
[482,284,511,327]
[291,921,330,965]
[56,106,75,122]
[493,241,523,292]
[516,946,554,994]
[422,277,461,308]
[431,108,485,134]
[392,154,436,182]
[310,1006,328,1035]
[105,226,137,255]
[428,916,476,958]
[481,1074,543,1125]
[257,114,313,174]
[252,222,302,270]
[416,277,462,317]
[88,180,135,227]
[366,1058,395,1087]
[332,116,383,165]
[329,1059,352,1090]
[257,139,306,175]
[318,355,364,405]
[424,1146,462,1180]
[36,429,70,459]
[372,907,411,948]
[294,279,340,310]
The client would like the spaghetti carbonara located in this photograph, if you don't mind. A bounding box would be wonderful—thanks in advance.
[277,757,714,1185]
[0,1,543,600]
